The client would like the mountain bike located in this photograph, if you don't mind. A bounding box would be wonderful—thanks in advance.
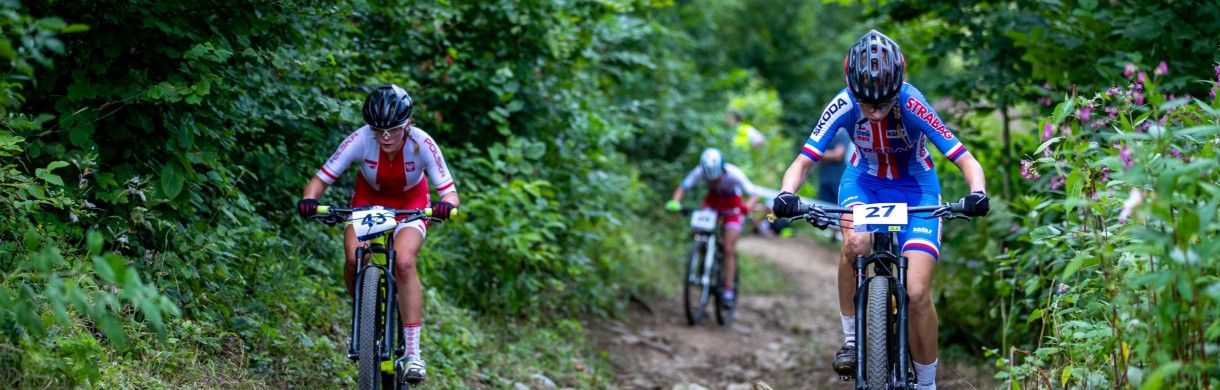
[775,201,968,389]
[677,207,740,326]
[309,205,449,389]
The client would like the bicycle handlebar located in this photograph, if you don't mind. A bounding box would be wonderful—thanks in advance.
[309,205,457,227]
[769,201,969,229]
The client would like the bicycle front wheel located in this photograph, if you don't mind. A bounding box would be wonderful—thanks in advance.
[357,267,384,390]
[683,240,710,325]
[864,277,892,389]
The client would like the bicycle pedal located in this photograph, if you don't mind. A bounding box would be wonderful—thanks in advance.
[838,374,855,381]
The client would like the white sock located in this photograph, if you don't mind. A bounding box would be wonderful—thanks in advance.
[403,322,422,358]
[914,358,938,389]
[841,314,856,344]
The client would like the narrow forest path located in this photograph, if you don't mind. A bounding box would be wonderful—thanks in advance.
[587,235,994,389]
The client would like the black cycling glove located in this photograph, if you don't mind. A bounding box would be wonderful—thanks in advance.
[430,201,455,220]
[772,191,802,218]
[960,191,990,217]
[297,199,319,218]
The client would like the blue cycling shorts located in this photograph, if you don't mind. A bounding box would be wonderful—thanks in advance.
[838,170,943,260]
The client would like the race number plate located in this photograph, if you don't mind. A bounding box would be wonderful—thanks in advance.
[351,208,398,241]
[690,209,718,232]
[853,203,909,233]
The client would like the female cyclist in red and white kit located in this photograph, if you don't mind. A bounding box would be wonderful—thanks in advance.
[296,84,457,385]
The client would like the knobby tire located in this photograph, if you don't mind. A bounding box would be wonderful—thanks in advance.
[358,267,384,390]
[865,277,891,389]
[684,240,710,325]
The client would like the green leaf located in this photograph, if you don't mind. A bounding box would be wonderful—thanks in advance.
[87,230,104,255]
[36,17,68,30]
[1061,365,1072,387]
[35,161,69,186]
[1027,308,1044,326]
[1031,225,1062,242]
[1065,169,1082,213]
[1062,252,1089,279]
[160,162,185,200]
[1052,98,1075,124]
[93,256,116,283]
[61,24,91,33]
[1034,136,1063,155]
[94,311,127,348]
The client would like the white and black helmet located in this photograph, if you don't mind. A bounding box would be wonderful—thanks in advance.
[699,148,725,180]
[362,84,413,129]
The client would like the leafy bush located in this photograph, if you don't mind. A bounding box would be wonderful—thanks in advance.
[972,63,1220,388]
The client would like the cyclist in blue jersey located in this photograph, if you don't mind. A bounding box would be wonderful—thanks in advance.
[770,30,990,390]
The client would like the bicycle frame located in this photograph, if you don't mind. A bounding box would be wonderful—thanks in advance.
[778,202,966,390]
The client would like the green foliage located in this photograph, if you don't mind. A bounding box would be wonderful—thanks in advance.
[0,0,760,386]
[972,68,1220,388]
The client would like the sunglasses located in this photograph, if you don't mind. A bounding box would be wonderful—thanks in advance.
[857,99,897,114]
[371,125,408,140]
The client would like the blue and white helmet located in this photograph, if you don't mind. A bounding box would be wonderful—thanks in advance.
[699,148,725,180]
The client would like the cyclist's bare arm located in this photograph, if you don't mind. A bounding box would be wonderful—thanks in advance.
[780,154,816,193]
[951,152,988,193]
[670,187,686,202]
[744,195,761,211]
[303,176,331,199]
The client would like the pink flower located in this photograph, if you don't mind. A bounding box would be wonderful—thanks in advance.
[1124,63,1136,78]
[1010,225,1020,233]
[1135,92,1145,106]
[1042,123,1054,140]
[1155,61,1168,76]
[1080,104,1093,121]
[1120,145,1133,170]
[1137,71,1147,84]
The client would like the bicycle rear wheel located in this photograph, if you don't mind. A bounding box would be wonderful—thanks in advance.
[683,240,711,325]
[357,267,384,390]
[864,277,891,389]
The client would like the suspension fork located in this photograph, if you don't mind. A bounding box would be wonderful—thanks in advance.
[348,246,368,359]
[382,246,398,362]
[894,231,912,388]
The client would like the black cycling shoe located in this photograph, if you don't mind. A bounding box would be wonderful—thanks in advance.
[719,291,736,310]
[833,341,857,376]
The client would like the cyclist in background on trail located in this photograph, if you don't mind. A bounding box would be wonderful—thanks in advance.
[727,110,766,151]
[769,30,990,390]
[296,84,459,385]
[666,148,762,310]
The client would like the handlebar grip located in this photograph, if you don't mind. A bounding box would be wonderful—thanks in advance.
[423,208,459,218]
[317,205,330,214]
[948,202,964,213]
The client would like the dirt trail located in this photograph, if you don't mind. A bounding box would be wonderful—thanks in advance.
[588,235,992,389]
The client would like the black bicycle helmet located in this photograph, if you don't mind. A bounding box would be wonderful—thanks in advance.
[362,84,413,128]
[844,30,905,104]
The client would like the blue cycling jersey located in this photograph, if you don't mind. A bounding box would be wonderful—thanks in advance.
[800,84,967,179]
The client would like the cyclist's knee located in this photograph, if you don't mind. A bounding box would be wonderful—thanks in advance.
[394,252,419,275]
[907,284,933,307]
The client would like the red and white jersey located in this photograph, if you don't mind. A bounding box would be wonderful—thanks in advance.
[316,125,456,197]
